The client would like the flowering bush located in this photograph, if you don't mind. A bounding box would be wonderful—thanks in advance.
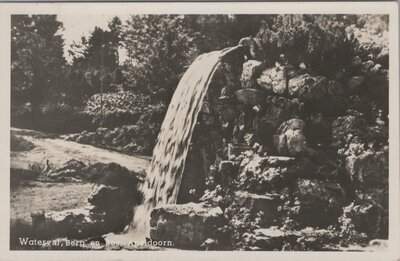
[84,91,166,128]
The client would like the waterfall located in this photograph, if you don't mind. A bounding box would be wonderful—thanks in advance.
[128,47,239,239]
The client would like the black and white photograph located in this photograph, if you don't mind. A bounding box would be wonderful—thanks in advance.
[0,2,399,260]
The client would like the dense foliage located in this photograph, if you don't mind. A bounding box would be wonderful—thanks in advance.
[66,17,123,103]
[11,15,66,128]
[84,91,154,127]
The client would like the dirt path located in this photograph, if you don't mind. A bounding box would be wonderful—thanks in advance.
[11,128,151,173]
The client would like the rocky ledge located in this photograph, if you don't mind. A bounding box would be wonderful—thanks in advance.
[150,203,224,249]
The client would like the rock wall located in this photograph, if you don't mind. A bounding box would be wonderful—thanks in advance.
[151,29,389,249]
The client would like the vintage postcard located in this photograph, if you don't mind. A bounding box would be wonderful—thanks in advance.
[0,2,398,261]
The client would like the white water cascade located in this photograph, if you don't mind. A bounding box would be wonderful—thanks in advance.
[128,47,239,239]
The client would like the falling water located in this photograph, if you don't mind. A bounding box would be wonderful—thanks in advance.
[127,47,239,239]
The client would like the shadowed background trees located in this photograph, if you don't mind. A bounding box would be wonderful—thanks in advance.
[11,15,66,129]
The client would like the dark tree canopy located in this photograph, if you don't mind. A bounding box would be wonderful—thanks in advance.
[11,15,66,126]
[66,16,123,103]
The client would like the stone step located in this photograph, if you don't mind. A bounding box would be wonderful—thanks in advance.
[149,202,224,249]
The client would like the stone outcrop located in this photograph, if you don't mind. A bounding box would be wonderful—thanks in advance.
[234,191,280,225]
[288,74,327,100]
[332,112,367,149]
[274,119,311,156]
[240,60,264,89]
[295,179,346,204]
[172,23,389,251]
[257,65,287,94]
[345,147,388,187]
[31,207,109,240]
[292,179,347,226]
[184,35,389,249]
[149,203,224,249]
[235,153,320,195]
[30,162,143,240]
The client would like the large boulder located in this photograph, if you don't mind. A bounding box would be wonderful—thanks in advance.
[276,118,305,134]
[149,203,224,249]
[236,154,315,194]
[288,74,328,100]
[30,207,111,240]
[88,184,119,210]
[86,163,143,229]
[240,60,265,89]
[29,164,144,242]
[257,65,287,94]
[274,119,311,156]
[234,191,281,225]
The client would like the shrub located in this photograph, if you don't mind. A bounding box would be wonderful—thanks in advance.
[255,15,357,78]
[84,162,145,186]
[38,102,94,133]
[84,91,164,128]
[65,122,160,155]
[254,15,388,79]
[12,102,94,133]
